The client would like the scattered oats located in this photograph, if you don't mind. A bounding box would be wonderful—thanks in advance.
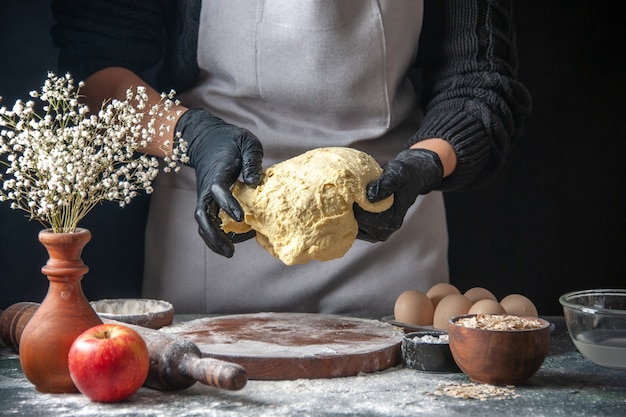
[431,382,521,401]
[454,314,543,331]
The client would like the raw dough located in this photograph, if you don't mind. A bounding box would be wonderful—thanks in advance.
[220,147,393,265]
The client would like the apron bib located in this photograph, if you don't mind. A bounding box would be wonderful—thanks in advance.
[143,0,449,316]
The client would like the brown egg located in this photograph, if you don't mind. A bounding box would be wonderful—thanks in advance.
[426,283,460,309]
[394,290,434,326]
[468,299,507,315]
[500,294,538,317]
[433,293,472,330]
[464,287,497,303]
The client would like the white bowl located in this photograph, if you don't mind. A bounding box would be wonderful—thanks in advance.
[90,298,174,329]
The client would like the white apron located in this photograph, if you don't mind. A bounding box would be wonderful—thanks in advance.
[143,0,449,317]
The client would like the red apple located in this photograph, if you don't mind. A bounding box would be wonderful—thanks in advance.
[68,323,149,402]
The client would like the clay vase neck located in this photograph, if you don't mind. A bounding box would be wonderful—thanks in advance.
[19,228,102,393]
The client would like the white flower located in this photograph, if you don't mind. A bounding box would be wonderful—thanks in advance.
[0,72,188,233]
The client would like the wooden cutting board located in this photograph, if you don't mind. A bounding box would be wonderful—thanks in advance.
[162,312,403,380]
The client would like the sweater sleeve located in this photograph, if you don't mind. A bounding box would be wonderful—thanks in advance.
[411,0,532,191]
[50,0,173,84]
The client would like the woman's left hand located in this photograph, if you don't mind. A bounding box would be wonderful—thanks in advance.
[354,148,443,242]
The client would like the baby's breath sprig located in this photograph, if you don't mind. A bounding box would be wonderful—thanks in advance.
[0,72,188,233]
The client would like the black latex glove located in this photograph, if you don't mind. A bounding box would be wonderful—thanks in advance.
[176,108,264,257]
[354,148,444,242]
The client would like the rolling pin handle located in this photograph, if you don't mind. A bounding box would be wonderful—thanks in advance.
[183,355,248,391]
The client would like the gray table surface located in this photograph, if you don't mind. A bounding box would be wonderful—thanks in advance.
[1,316,624,417]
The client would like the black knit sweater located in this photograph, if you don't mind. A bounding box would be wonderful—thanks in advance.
[50,0,531,192]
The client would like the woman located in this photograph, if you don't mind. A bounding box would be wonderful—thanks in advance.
[50,0,531,316]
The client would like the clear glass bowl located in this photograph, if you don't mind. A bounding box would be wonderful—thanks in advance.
[559,289,626,369]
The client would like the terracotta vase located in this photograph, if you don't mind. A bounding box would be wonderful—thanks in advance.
[19,228,102,393]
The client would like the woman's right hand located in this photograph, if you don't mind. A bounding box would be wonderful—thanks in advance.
[176,108,264,257]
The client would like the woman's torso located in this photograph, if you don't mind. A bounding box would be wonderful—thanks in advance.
[143,0,449,317]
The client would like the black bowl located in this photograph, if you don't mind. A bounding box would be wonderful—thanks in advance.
[401,330,460,373]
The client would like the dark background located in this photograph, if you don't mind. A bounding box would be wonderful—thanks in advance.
[1,1,624,315]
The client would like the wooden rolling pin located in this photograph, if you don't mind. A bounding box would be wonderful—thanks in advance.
[0,302,247,391]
